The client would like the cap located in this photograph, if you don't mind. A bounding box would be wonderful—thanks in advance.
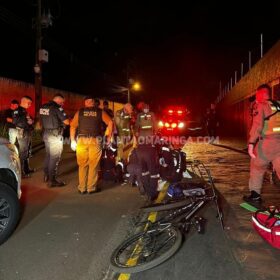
[11,99,19,104]
[84,96,93,101]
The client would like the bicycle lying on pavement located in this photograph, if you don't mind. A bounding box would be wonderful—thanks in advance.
[110,160,224,273]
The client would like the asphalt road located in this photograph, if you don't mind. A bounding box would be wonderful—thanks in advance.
[0,145,145,280]
[1,138,280,280]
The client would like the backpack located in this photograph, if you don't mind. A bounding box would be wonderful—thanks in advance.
[159,147,186,183]
[252,206,280,249]
[101,145,123,182]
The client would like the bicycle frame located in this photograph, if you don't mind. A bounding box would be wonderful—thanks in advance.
[144,160,224,231]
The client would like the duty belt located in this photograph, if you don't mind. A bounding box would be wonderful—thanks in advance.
[44,128,63,136]
[78,134,100,138]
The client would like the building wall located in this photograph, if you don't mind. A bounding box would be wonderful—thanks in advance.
[219,40,280,138]
[0,77,123,118]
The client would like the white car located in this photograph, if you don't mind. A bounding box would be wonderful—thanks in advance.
[0,137,21,245]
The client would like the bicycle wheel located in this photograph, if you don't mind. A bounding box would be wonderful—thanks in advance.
[110,225,182,273]
[141,199,190,213]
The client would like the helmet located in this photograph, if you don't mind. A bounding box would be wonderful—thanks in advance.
[143,103,149,113]
[136,101,145,111]
[167,183,183,198]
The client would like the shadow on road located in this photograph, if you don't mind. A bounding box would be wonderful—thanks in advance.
[17,184,58,231]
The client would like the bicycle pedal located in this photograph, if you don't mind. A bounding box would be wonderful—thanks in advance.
[194,216,206,234]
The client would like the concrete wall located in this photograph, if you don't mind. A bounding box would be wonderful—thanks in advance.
[218,40,280,137]
[0,77,123,118]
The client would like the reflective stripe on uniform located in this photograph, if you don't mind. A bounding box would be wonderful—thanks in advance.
[117,162,124,170]
[162,147,170,152]
[140,114,151,118]
[141,125,152,129]
[273,127,280,132]
[110,146,117,152]
[150,174,160,179]
[142,171,150,176]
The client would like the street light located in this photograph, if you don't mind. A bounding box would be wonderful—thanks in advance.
[127,79,141,103]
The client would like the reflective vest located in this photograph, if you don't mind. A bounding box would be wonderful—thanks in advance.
[116,110,131,135]
[138,113,154,136]
[263,100,280,136]
[78,107,102,136]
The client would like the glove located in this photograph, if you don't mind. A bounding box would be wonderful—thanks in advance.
[71,140,77,152]
[248,143,256,159]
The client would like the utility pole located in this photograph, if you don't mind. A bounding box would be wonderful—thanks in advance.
[261,33,263,58]
[127,87,130,103]
[34,0,42,118]
[249,51,252,70]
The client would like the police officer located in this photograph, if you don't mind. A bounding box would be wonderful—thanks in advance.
[114,103,133,162]
[94,98,101,109]
[244,84,280,203]
[135,103,159,201]
[103,100,114,118]
[101,100,114,136]
[70,96,113,194]
[40,94,70,187]
[12,96,34,178]
[205,103,219,141]
[5,99,19,144]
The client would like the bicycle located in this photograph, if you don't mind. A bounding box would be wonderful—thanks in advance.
[110,160,224,273]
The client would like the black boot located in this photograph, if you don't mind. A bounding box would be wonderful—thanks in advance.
[243,190,262,203]
[21,160,30,178]
[24,159,35,174]
[48,178,66,188]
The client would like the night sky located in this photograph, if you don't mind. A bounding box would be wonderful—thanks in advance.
[1,0,280,113]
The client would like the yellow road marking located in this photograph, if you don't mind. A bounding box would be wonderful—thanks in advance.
[117,183,169,280]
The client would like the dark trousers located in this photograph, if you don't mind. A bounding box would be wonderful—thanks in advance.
[136,145,159,200]
[43,132,64,180]
[18,133,31,174]
[127,163,143,185]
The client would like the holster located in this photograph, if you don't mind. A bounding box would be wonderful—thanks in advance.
[16,127,25,139]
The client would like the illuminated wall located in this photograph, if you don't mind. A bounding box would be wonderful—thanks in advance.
[218,40,280,138]
[0,77,123,118]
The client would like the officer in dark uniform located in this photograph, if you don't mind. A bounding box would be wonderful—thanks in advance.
[103,100,114,118]
[40,94,70,187]
[135,103,159,201]
[5,99,19,144]
[101,100,114,136]
[94,98,101,109]
[205,103,219,140]
[70,96,113,194]
[12,96,34,178]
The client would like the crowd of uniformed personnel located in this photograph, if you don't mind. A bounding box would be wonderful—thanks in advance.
[4,82,280,203]
[4,94,160,200]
